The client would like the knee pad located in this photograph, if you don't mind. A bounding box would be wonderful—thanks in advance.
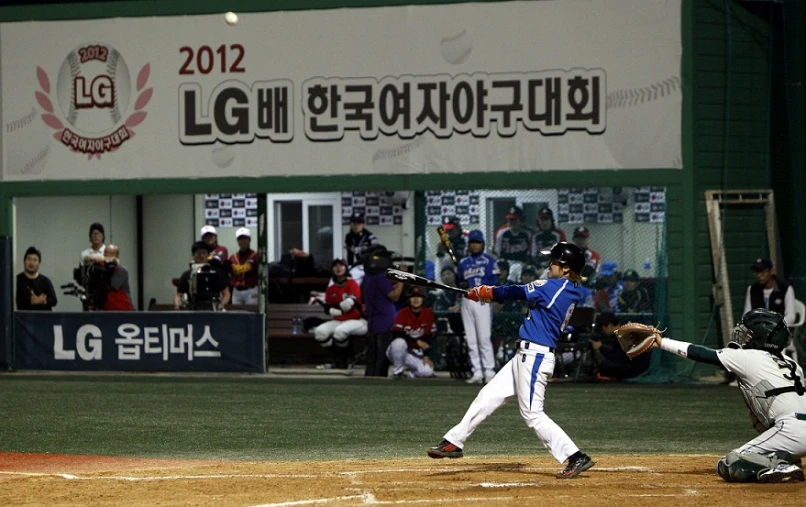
[717,456,733,482]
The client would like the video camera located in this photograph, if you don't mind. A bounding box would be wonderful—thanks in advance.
[63,260,116,311]
[187,257,226,311]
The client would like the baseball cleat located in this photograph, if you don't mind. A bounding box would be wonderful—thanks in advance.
[427,439,463,459]
[758,464,805,483]
[556,453,594,479]
[465,376,483,385]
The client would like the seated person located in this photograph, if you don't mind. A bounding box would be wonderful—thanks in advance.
[312,258,367,369]
[386,287,436,378]
[589,312,651,380]
[618,269,652,314]
[593,261,623,312]
[174,241,231,311]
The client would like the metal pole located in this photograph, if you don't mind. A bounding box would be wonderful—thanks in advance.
[0,235,13,371]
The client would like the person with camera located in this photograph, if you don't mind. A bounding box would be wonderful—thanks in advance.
[174,241,231,311]
[229,227,259,306]
[84,244,134,311]
[80,222,106,265]
[16,246,58,311]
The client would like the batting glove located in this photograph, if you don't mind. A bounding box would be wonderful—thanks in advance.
[328,307,343,317]
[468,285,494,303]
[339,297,356,311]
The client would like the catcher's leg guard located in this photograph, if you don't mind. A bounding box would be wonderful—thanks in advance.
[718,451,789,482]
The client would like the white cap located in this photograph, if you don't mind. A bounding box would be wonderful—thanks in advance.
[236,227,251,239]
[200,225,217,237]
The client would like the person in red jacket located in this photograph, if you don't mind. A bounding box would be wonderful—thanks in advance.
[313,258,367,369]
[386,286,437,378]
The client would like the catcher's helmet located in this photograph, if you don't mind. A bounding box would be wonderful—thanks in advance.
[731,308,790,354]
[543,242,585,276]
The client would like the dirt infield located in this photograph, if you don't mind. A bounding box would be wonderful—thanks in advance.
[0,453,803,506]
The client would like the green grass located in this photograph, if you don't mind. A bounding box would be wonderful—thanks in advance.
[0,375,753,461]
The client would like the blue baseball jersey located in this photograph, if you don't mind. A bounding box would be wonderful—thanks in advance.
[457,252,498,288]
[493,279,586,348]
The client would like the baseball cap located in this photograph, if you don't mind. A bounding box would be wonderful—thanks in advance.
[191,241,209,254]
[600,261,618,277]
[751,257,773,271]
[350,212,365,224]
[596,311,620,329]
[522,265,538,276]
[537,207,554,219]
[236,227,251,239]
[442,216,460,230]
[332,258,349,268]
[622,269,640,281]
[200,225,217,237]
[468,229,484,243]
[573,226,590,238]
[408,286,426,298]
[506,206,524,220]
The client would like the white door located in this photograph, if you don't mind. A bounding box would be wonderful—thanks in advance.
[267,193,342,269]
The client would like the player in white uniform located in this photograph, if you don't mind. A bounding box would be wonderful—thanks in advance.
[457,230,498,384]
[655,308,805,483]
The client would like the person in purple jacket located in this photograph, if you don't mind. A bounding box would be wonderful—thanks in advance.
[361,245,405,376]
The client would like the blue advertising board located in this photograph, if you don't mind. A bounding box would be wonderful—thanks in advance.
[14,311,264,372]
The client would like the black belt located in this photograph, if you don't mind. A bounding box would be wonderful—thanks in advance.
[517,340,555,353]
[234,286,257,291]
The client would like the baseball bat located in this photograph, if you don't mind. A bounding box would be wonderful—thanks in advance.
[385,268,469,295]
[437,226,459,266]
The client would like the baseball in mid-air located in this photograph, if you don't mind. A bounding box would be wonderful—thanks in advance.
[225,12,239,25]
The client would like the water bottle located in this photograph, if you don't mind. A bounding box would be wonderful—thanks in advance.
[643,257,652,275]
[291,316,303,335]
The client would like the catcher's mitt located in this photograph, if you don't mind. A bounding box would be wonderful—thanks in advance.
[614,322,663,359]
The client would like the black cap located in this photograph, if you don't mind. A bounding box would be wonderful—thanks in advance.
[407,286,426,298]
[750,257,773,272]
[537,207,554,219]
[442,216,460,230]
[89,222,105,238]
[506,206,524,219]
[191,241,209,254]
[350,212,364,224]
[622,269,640,281]
[24,246,41,261]
[573,226,590,238]
[596,312,620,328]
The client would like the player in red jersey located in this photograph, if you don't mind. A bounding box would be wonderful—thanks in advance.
[386,286,437,378]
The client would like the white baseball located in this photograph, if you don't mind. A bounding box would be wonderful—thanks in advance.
[225,12,239,25]
[55,43,131,135]
[3,106,51,176]
[212,142,236,168]
[603,77,682,169]
[440,28,472,65]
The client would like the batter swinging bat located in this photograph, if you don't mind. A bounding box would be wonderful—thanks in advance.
[437,226,459,266]
[385,268,468,295]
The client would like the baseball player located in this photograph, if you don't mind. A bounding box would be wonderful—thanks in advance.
[386,287,437,379]
[493,206,532,283]
[428,242,595,479]
[228,228,259,305]
[312,258,367,369]
[531,207,567,269]
[344,212,379,267]
[457,230,498,384]
[653,308,805,483]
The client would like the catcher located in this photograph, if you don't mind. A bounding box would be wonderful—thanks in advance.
[618,309,805,483]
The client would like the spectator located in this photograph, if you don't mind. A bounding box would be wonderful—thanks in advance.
[97,245,134,311]
[520,265,539,285]
[200,225,229,262]
[744,257,796,326]
[229,227,259,306]
[174,241,231,311]
[493,206,532,283]
[429,265,463,337]
[531,207,567,268]
[386,287,437,379]
[589,312,650,380]
[313,258,367,369]
[593,261,623,313]
[458,229,498,384]
[618,269,652,314]
[16,246,57,311]
[344,212,379,267]
[571,226,601,286]
[80,222,106,264]
[435,216,467,284]
[361,246,405,376]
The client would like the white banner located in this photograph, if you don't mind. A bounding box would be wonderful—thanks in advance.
[1,0,681,181]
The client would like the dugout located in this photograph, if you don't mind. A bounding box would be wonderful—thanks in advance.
[1,0,805,376]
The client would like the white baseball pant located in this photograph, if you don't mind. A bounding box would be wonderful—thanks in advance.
[231,286,259,306]
[313,319,368,348]
[461,298,495,380]
[444,340,580,463]
[385,337,434,378]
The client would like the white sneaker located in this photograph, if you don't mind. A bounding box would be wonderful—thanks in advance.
[758,464,805,483]
[315,363,334,370]
[466,376,483,385]
[484,375,495,384]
